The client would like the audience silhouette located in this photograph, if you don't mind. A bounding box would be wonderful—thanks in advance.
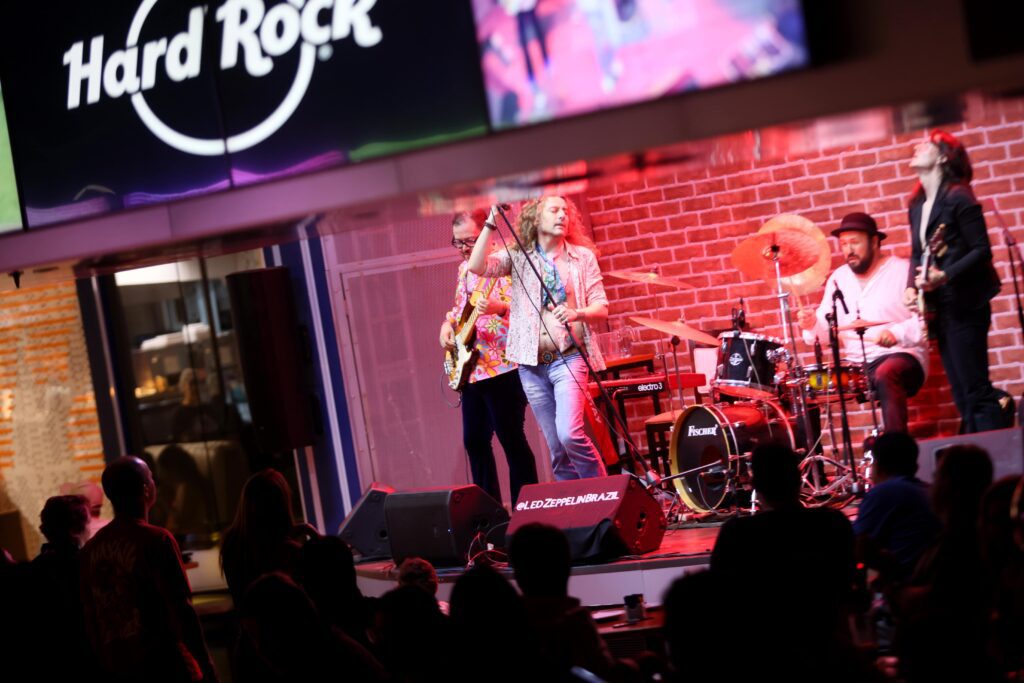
[79,456,218,682]
[854,431,941,583]
[5,431,1022,683]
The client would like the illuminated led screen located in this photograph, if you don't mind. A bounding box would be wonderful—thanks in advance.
[472,0,809,129]
[0,83,21,233]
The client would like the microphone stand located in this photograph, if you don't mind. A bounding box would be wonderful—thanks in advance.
[493,206,651,483]
[993,208,1024,333]
[826,287,861,495]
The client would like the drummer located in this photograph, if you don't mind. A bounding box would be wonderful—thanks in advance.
[797,212,927,434]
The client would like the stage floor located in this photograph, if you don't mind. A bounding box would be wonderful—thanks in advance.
[355,521,722,608]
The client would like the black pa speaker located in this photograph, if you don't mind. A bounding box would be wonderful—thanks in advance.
[917,427,1024,483]
[226,267,316,453]
[384,485,509,567]
[338,483,395,560]
[508,474,666,563]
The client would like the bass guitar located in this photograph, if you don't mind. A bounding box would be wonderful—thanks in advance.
[444,278,499,391]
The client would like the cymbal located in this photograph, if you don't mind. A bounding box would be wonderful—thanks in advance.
[836,318,892,332]
[629,316,719,346]
[605,270,695,290]
[731,228,822,281]
[758,215,830,296]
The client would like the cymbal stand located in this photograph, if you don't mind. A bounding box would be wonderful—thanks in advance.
[667,334,687,411]
[770,245,817,457]
[855,321,882,434]
[825,296,864,496]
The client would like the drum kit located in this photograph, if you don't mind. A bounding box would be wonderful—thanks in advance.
[608,215,884,515]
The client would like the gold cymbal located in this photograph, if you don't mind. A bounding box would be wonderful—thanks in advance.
[628,316,719,346]
[758,214,830,296]
[731,227,822,281]
[606,270,695,290]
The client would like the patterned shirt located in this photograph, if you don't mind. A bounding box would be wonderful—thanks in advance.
[446,261,518,383]
[480,242,608,370]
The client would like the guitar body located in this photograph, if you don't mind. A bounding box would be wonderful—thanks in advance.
[445,305,480,391]
[444,280,498,392]
[918,223,947,340]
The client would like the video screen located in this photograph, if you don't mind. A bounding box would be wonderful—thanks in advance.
[0,83,22,233]
[472,0,809,129]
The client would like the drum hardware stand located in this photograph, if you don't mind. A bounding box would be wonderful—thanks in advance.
[825,284,864,497]
[853,315,881,493]
[768,242,818,458]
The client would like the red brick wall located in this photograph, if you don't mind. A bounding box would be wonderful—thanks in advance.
[585,99,1024,453]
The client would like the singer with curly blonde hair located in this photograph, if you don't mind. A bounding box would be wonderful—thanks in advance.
[467,196,609,481]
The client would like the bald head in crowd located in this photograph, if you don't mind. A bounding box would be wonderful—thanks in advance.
[101,456,157,519]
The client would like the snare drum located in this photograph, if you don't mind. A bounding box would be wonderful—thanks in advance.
[713,332,784,400]
[668,401,794,512]
[804,363,867,403]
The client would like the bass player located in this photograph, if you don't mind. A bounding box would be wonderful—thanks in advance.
[440,210,538,505]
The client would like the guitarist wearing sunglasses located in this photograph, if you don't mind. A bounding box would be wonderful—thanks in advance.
[440,211,538,505]
[904,129,1010,433]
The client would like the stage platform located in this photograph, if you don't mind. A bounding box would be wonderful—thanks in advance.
[354,522,721,608]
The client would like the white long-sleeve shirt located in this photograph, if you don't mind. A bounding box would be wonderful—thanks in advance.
[802,256,928,375]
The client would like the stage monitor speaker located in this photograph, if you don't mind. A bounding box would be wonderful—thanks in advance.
[338,483,395,560]
[226,267,316,454]
[384,485,509,567]
[508,474,666,563]
[917,427,1024,483]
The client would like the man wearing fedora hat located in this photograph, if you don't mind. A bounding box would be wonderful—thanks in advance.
[798,212,927,434]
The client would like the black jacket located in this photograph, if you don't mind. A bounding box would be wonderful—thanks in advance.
[907,182,1000,314]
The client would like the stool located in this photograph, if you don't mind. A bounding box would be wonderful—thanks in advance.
[644,409,683,476]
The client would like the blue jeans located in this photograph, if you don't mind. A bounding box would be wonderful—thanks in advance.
[518,353,607,480]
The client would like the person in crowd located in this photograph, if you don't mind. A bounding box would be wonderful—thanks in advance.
[979,475,1024,678]
[468,197,609,480]
[26,495,98,679]
[904,130,1009,433]
[236,572,386,683]
[894,444,994,682]
[60,479,109,542]
[798,212,926,433]
[440,209,538,506]
[449,563,542,681]
[373,584,452,683]
[397,556,449,615]
[79,456,218,682]
[298,535,373,649]
[710,444,872,682]
[220,469,314,608]
[508,522,619,680]
[854,431,940,582]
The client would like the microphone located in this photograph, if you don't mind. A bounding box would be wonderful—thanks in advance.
[833,285,849,314]
[495,203,513,211]
[814,337,823,367]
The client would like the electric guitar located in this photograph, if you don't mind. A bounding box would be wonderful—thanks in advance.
[918,223,947,341]
[444,279,499,391]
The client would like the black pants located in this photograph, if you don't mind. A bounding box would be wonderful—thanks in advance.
[461,370,538,505]
[867,352,925,434]
[935,302,1004,433]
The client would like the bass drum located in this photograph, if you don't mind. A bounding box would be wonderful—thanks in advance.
[668,401,794,513]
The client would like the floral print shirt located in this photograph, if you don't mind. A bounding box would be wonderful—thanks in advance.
[480,241,608,370]
[446,261,518,383]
